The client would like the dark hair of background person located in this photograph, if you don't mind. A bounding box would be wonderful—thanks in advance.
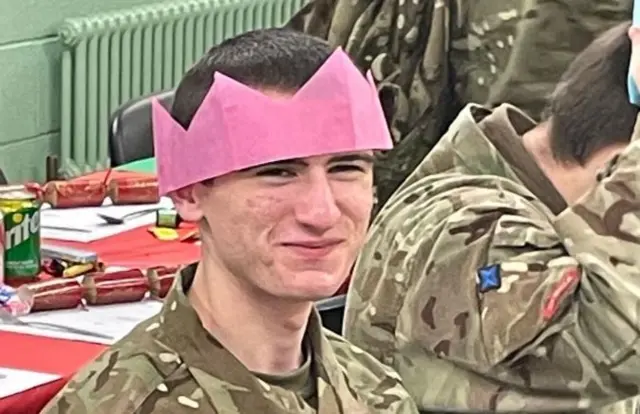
[543,21,638,165]
[170,28,334,129]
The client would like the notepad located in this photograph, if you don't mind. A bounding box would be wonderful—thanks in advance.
[0,367,62,399]
[0,301,164,345]
[40,197,174,242]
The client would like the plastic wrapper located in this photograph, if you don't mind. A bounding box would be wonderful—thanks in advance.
[42,259,102,278]
[148,227,179,241]
[0,284,34,316]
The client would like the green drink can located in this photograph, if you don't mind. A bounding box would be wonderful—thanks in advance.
[0,190,41,280]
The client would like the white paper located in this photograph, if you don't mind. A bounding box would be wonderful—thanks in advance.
[0,301,163,345]
[0,367,61,399]
[40,197,174,242]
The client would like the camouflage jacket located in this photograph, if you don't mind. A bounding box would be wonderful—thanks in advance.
[344,104,640,413]
[287,0,631,212]
[41,264,419,414]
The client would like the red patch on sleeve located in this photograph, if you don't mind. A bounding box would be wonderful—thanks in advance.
[542,266,580,321]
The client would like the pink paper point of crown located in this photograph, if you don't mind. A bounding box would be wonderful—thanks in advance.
[151,47,393,196]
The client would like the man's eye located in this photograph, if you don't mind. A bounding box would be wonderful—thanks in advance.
[330,164,366,174]
[255,168,296,178]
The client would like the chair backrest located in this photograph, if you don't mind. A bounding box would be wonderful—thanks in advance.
[317,294,345,334]
[109,90,175,166]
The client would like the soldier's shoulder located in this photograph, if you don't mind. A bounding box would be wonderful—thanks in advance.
[351,181,556,317]
[325,330,417,411]
[325,329,395,377]
[41,322,179,413]
[367,174,547,255]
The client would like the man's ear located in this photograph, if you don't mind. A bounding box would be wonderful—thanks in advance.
[170,185,204,222]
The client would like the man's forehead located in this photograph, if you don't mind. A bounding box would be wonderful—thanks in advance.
[259,151,375,167]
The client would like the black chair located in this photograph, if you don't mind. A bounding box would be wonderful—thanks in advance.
[0,168,8,185]
[317,294,345,334]
[109,90,175,166]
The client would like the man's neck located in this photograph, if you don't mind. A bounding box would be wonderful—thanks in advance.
[187,259,312,375]
[522,123,627,205]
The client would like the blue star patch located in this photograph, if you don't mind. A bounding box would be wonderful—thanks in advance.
[477,264,501,293]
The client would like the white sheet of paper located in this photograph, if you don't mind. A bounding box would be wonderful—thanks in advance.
[0,367,62,399]
[40,197,174,242]
[0,301,163,345]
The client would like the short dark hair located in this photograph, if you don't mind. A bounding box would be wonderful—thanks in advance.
[170,28,334,128]
[544,21,638,165]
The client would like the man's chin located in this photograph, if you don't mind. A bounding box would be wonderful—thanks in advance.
[281,269,347,302]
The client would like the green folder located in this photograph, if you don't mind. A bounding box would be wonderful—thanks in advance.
[115,157,157,174]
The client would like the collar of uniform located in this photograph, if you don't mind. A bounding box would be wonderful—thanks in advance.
[153,263,350,412]
[398,103,566,215]
[478,104,566,215]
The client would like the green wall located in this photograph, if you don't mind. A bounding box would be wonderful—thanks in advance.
[0,0,168,183]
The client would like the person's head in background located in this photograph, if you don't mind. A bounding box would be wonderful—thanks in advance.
[155,28,389,334]
[523,21,638,205]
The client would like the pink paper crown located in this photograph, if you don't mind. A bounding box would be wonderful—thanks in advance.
[151,47,393,195]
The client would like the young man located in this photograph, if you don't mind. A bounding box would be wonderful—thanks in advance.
[41,29,419,414]
[345,21,640,413]
[287,0,630,213]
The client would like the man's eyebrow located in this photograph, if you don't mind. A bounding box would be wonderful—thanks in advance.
[328,153,376,164]
[241,159,308,171]
[239,153,375,172]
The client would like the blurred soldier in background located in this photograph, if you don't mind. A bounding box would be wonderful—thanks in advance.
[344,21,640,414]
[288,0,631,213]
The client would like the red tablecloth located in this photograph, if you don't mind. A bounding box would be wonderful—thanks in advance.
[0,332,106,414]
[0,170,201,414]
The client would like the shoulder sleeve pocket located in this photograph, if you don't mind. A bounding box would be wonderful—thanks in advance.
[490,214,562,250]
[476,214,577,370]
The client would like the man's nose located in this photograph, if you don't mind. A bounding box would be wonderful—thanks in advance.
[294,173,341,232]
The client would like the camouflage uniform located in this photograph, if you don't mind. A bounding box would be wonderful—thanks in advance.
[287,0,631,212]
[41,264,419,413]
[344,103,640,413]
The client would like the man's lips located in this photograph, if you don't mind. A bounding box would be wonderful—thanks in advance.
[280,239,345,258]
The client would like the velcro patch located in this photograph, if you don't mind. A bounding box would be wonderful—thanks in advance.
[477,264,501,293]
[542,266,580,321]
